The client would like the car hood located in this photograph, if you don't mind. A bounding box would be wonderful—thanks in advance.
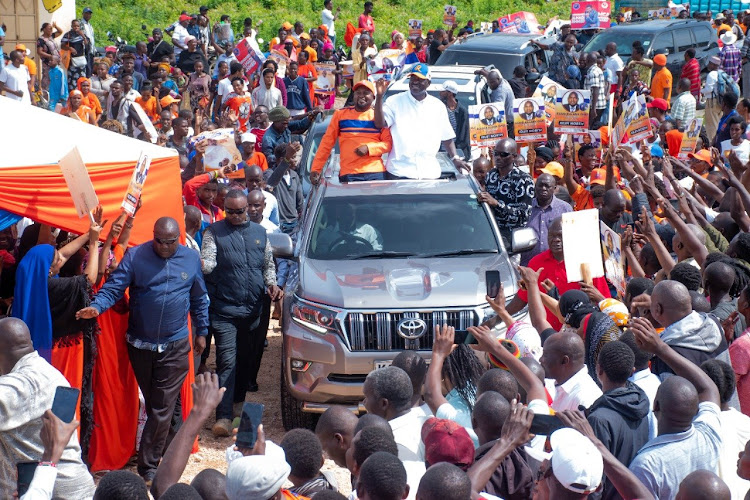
[297,255,515,309]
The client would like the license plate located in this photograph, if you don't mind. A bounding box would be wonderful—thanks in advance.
[374,360,392,369]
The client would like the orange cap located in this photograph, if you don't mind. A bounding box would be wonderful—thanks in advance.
[589,168,607,185]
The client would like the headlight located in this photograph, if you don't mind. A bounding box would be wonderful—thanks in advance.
[291,297,340,335]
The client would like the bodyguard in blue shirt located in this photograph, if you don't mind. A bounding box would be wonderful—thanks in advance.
[76,217,209,482]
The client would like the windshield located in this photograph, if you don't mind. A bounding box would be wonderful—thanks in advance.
[584,31,653,58]
[435,50,519,77]
[307,194,500,260]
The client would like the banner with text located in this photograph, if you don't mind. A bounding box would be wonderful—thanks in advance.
[571,1,611,29]
[513,97,547,142]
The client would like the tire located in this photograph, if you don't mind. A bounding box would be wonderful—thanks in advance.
[280,360,318,431]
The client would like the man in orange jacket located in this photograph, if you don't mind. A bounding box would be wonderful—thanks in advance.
[310,80,392,183]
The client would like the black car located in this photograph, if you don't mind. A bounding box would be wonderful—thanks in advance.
[434,32,559,82]
[583,19,719,79]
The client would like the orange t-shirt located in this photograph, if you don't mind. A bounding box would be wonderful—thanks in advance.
[135,96,159,123]
[82,92,102,115]
[651,68,673,102]
[225,93,253,132]
[572,183,594,211]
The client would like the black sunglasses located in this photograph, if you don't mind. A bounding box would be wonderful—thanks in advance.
[225,207,247,215]
[155,237,178,245]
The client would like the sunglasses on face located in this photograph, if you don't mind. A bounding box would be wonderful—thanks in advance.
[225,207,247,215]
[155,237,179,245]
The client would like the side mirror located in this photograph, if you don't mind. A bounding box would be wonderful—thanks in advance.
[268,232,294,259]
[525,72,540,84]
[510,227,538,254]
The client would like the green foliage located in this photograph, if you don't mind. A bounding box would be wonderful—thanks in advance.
[79,0,571,49]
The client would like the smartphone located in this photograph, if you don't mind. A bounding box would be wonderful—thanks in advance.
[486,270,501,299]
[529,414,566,435]
[51,386,80,423]
[17,461,38,497]
[236,402,264,449]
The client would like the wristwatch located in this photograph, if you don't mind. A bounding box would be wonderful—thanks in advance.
[451,155,462,161]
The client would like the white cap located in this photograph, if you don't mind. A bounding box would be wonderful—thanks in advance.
[441,80,459,95]
[226,455,290,500]
[550,428,603,494]
[240,132,257,143]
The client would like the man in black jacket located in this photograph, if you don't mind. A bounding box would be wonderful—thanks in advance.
[439,80,469,158]
[587,341,651,500]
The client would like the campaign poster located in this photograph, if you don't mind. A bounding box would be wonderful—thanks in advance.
[480,22,493,32]
[513,97,547,142]
[600,221,626,298]
[367,49,406,80]
[554,89,590,134]
[611,93,640,148]
[443,5,457,26]
[679,117,703,159]
[562,209,605,282]
[122,152,151,217]
[189,128,242,173]
[469,104,508,147]
[267,49,290,78]
[498,12,541,34]
[624,94,652,143]
[573,130,602,168]
[313,62,337,95]
[234,38,265,74]
[532,76,563,126]
[58,147,99,219]
[341,61,354,79]
[408,19,423,39]
[570,1,611,30]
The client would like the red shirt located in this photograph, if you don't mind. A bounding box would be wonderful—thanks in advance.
[359,14,375,33]
[680,58,701,98]
[516,249,611,330]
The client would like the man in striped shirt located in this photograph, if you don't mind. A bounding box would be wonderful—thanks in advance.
[311,80,392,183]
[680,48,701,99]
[671,78,697,130]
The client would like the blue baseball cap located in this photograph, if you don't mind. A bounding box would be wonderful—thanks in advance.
[650,144,664,158]
[82,7,93,13]
[407,63,432,80]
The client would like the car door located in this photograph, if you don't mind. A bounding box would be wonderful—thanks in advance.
[672,28,695,80]
[692,24,719,69]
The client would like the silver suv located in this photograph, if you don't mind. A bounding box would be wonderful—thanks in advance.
[279,156,535,429]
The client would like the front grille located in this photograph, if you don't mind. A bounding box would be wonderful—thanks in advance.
[344,310,476,351]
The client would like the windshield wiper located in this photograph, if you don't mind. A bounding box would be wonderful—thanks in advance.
[416,249,498,258]
[347,251,418,259]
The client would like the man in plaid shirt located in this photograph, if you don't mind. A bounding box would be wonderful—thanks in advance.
[671,78,697,129]
[720,31,742,82]
[583,53,608,127]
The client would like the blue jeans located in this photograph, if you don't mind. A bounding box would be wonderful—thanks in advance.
[339,172,387,182]
[278,220,299,288]
[211,313,260,420]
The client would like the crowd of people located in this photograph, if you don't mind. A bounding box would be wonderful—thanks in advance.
[6,2,750,500]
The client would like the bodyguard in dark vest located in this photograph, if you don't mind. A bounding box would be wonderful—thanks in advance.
[200,189,283,436]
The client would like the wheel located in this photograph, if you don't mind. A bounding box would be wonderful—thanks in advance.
[280,360,319,431]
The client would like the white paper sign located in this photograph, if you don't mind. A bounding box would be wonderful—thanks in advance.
[59,147,99,219]
[562,209,604,282]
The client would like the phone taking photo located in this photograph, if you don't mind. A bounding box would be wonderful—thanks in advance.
[51,386,80,423]
[485,270,501,299]
[17,461,38,497]
[236,402,264,449]
[529,414,566,436]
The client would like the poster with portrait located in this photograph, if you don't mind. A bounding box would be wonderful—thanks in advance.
[570,1,611,29]
[498,12,541,34]
[469,104,508,147]
[562,209,604,282]
[267,49,289,78]
[122,152,151,217]
[679,117,703,159]
[554,89,590,134]
[573,130,602,168]
[624,94,652,143]
[367,49,406,80]
[234,38,265,74]
[408,19,423,39]
[611,93,641,148]
[600,221,626,297]
[313,62,337,95]
[513,97,547,142]
[480,22,493,32]
[532,76,563,126]
[443,5,457,26]
[189,128,242,172]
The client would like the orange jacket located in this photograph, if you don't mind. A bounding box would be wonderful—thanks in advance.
[311,107,391,176]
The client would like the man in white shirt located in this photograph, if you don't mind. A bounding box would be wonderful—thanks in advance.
[374,63,467,179]
[245,164,280,227]
[363,366,427,499]
[81,7,96,73]
[247,189,279,233]
[702,56,722,141]
[172,15,191,58]
[604,42,624,91]
[541,332,603,411]
[0,51,32,104]
[321,0,340,46]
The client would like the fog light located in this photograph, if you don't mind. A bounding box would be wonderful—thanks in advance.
[291,359,312,372]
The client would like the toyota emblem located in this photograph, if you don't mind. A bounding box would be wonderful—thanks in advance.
[396,318,427,340]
